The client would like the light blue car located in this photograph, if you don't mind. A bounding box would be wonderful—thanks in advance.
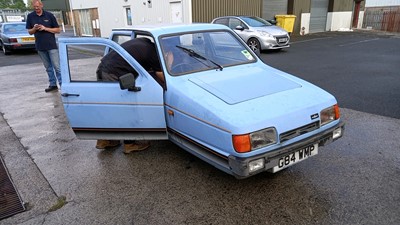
[59,23,344,179]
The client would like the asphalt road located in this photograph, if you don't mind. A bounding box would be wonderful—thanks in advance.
[0,30,399,225]
[261,30,400,119]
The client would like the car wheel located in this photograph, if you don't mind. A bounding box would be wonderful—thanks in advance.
[247,38,261,56]
[1,43,11,55]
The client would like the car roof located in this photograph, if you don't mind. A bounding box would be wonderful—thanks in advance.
[212,15,258,21]
[112,23,230,37]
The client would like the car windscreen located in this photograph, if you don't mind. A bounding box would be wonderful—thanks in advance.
[159,30,256,76]
[241,17,272,27]
[4,23,27,33]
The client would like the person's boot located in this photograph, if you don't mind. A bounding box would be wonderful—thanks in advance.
[123,141,150,154]
[96,140,120,149]
[45,86,58,92]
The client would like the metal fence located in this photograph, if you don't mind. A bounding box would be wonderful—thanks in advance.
[363,7,400,32]
[0,9,63,24]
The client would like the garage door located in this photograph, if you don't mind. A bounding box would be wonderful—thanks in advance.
[262,0,288,21]
[310,0,329,33]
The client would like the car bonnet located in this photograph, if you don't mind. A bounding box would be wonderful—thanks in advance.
[189,65,302,105]
[254,25,288,36]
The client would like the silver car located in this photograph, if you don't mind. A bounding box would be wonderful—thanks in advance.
[212,16,290,55]
[0,22,36,55]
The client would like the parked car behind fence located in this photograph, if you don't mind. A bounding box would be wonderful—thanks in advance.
[0,22,35,55]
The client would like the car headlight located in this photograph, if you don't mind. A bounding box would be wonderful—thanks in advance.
[320,104,340,126]
[257,30,273,37]
[232,127,277,153]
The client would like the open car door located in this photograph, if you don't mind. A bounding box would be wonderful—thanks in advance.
[58,37,167,140]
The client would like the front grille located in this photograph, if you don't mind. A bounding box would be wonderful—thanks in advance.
[280,121,320,143]
[275,35,289,45]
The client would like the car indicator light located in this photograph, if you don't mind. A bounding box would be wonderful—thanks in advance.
[334,104,340,119]
[232,134,251,153]
[321,104,340,126]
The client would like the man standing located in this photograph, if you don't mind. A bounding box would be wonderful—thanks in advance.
[26,0,62,92]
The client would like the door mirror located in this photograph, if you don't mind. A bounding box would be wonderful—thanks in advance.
[235,25,245,31]
[119,73,141,92]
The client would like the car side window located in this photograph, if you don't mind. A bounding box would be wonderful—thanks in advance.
[66,44,140,82]
[111,35,131,45]
[228,18,242,29]
[213,18,228,26]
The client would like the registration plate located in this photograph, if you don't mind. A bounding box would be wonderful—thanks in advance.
[278,38,288,43]
[271,144,318,173]
[21,37,35,42]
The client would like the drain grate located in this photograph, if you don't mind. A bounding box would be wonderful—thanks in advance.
[0,155,25,220]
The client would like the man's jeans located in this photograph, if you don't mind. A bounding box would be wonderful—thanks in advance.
[37,49,62,87]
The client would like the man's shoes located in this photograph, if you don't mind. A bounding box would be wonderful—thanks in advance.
[96,140,121,149]
[45,86,58,92]
[123,141,150,154]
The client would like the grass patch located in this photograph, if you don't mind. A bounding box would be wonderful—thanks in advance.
[48,195,67,212]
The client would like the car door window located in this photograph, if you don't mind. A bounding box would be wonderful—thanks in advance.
[112,34,131,45]
[228,18,242,29]
[213,18,228,26]
[67,44,142,83]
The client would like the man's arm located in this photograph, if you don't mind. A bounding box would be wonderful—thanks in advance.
[155,71,165,83]
[28,24,60,34]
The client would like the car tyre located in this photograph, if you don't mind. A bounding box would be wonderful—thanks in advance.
[1,43,11,55]
[247,38,261,56]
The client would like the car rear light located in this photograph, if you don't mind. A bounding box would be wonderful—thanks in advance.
[9,38,18,43]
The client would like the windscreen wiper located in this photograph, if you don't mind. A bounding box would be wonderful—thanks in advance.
[176,45,223,71]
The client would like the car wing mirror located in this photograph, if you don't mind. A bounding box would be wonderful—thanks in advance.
[235,25,245,31]
[119,73,141,92]
[267,19,277,25]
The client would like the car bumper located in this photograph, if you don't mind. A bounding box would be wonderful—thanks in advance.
[259,36,290,50]
[4,43,36,51]
[228,121,345,178]
[169,120,345,179]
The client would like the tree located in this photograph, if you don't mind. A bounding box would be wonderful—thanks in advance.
[0,0,27,10]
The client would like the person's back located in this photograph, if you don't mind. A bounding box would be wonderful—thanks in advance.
[100,38,161,77]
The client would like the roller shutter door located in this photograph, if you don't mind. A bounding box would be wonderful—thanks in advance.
[310,0,329,33]
[262,0,288,20]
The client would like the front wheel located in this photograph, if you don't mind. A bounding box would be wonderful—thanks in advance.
[247,38,261,56]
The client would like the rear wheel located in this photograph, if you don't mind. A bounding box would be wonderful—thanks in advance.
[1,42,11,55]
[247,38,261,56]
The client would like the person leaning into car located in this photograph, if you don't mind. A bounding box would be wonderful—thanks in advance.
[95,37,165,154]
[26,0,62,93]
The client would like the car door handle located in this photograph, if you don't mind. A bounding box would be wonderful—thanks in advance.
[61,93,80,97]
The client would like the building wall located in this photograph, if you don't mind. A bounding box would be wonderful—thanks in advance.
[191,0,261,23]
[290,0,365,35]
[366,0,400,7]
[262,0,288,20]
[41,0,68,11]
[70,0,192,37]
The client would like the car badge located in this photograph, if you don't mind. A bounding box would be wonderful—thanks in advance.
[311,113,319,120]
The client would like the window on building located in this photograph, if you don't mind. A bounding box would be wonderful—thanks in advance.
[79,9,93,36]
[125,7,132,26]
